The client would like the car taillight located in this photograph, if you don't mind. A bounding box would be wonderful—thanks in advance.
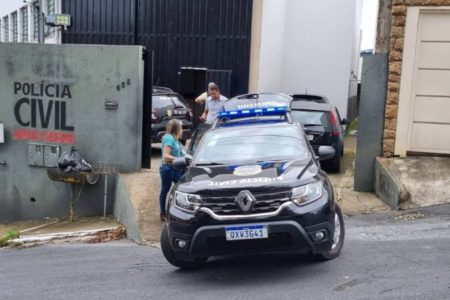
[151,110,158,123]
[330,112,339,136]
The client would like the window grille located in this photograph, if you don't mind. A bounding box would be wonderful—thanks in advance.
[4,16,9,42]
[21,7,28,42]
[12,12,18,42]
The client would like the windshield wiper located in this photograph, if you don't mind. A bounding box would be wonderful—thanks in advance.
[302,124,323,127]
[195,162,227,166]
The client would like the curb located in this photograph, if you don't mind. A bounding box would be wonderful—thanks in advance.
[6,226,126,248]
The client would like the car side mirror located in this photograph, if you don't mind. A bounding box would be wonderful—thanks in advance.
[317,146,336,161]
[172,155,192,169]
[341,118,350,125]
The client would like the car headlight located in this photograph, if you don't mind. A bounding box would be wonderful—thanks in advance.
[291,181,323,205]
[174,191,202,213]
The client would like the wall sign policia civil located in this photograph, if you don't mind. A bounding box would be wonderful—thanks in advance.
[12,81,76,144]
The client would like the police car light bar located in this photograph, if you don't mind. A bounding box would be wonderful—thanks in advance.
[219,106,289,119]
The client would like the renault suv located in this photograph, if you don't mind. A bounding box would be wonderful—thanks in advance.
[160,106,345,269]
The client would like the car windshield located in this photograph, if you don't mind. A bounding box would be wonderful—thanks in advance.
[193,125,309,165]
[291,111,331,130]
[291,95,327,103]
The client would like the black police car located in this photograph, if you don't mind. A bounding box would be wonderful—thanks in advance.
[160,101,345,269]
[151,86,193,144]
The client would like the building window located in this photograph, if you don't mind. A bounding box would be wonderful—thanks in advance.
[21,7,28,42]
[46,0,55,37]
[4,16,9,42]
[12,12,18,42]
[33,4,39,41]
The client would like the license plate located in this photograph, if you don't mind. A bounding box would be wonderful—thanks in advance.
[225,225,268,241]
[308,135,314,141]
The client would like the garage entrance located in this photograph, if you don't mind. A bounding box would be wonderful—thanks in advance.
[396,9,450,156]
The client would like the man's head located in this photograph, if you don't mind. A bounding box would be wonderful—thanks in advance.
[209,83,221,100]
[207,82,216,93]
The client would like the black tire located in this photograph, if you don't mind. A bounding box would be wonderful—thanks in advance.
[314,204,345,261]
[160,224,207,270]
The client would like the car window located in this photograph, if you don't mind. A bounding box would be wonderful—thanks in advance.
[188,124,211,154]
[291,95,328,103]
[290,111,331,131]
[153,95,187,108]
[193,125,309,164]
[153,95,173,108]
[170,95,187,108]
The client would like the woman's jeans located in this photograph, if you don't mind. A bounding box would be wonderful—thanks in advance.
[159,164,182,214]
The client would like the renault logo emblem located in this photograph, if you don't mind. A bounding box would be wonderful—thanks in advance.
[235,190,256,213]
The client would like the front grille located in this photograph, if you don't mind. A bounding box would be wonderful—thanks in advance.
[206,233,292,255]
[201,190,291,215]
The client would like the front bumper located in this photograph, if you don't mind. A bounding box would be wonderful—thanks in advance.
[167,195,335,258]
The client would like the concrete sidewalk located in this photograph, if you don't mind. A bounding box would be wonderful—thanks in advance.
[328,135,390,215]
[0,217,124,248]
[375,156,450,209]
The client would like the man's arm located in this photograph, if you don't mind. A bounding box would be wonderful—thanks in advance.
[199,99,209,122]
[195,92,208,104]
[200,109,208,122]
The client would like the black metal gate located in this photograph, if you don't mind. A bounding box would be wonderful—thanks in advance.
[62,0,253,168]
[62,0,253,96]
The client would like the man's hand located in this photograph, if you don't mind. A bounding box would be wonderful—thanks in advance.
[199,115,206,122]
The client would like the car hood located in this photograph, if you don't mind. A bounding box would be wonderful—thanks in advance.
[177,154,319,194]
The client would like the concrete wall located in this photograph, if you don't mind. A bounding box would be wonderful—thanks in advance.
[114,175,141,243]
[354,54,388,192]
[0,43,144,223]
[250,0,363,118]
[257,0,287,92]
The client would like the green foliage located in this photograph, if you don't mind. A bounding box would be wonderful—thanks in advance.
[0,230,20,247]
[345,119,358,136]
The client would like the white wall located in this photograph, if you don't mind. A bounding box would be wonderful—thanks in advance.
[252,0,363,118]
[257,0,287,92]
[0,0,24,18]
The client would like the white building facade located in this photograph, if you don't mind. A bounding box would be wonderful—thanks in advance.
[0,0,62,44]
[249,0,363,119]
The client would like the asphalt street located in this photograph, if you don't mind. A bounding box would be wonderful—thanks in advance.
[1,205,450,300]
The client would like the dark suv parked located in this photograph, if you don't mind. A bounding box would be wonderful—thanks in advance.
[160,104,345,269]
[151,87,193,144]
[291,94,329,104]
[290,101,346,172]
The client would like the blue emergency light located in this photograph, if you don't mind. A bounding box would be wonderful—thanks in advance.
[219,106,289,119]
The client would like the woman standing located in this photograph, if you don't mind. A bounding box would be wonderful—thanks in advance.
[159,119,184,221]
